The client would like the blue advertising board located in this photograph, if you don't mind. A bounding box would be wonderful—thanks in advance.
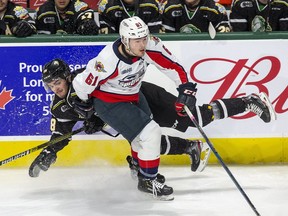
[0,44,106,136]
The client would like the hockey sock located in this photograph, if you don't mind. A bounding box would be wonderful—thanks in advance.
[210,98,246,119]
[160,135,188,155]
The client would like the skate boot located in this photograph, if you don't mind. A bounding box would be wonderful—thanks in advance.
[185,140,202,172]
[138,174,174,201]
[243,92,276,123]
[126,155,166,183]
[29,148,57,177]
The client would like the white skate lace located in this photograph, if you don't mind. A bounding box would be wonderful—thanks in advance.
[247,103,263,117]
[152,179,164,198]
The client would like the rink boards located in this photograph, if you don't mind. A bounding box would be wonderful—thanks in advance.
[1,136,287,168]
[0,38,287,167]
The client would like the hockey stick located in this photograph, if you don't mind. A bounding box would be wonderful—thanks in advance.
[0,126,85,167]
[184,106,261,216]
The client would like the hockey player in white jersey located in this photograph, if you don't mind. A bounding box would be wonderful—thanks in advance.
[71,16,199,201]
[70,16,276,200]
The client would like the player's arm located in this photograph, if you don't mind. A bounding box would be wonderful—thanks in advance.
[49,117,77,152]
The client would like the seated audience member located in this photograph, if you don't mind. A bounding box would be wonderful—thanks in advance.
[0,0,36,37]
[161,0,231,33]
[230,0,288,32]
[35,0,99,35]
[98,0,162,34]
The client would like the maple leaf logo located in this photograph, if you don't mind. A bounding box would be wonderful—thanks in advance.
[0,87,15,110]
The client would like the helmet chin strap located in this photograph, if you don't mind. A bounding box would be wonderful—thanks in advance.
[122,42,137,58]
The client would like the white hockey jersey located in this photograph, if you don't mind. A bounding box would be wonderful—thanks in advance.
[73,36,191,103]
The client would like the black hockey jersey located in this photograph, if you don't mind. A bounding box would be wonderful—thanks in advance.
[47,92,86,152]
[162,0,230,33]
[230,0,288,31]
[98,0,162,33]
[35,0,95,34]
[0,1,35,35]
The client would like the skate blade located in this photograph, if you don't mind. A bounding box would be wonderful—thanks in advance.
[259,92,277,121]
[196,142,211,172]
[142,192,174,201]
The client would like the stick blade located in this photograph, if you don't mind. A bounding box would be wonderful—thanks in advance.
[208,22,216,39]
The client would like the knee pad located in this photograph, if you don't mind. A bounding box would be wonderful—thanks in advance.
[135,120,161,161]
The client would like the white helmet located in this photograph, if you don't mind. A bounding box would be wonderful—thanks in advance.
[119,16,149,48]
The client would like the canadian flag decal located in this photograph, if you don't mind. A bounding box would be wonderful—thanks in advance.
[0,82,15,110]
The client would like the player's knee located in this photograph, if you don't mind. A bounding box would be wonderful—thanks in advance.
[137,120,161,160]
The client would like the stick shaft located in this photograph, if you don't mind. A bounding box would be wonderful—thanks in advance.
[184,106,261,216]
[0,127,85,166]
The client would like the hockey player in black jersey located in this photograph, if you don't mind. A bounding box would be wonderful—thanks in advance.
[35,0,98,35]
[98,0,162,34]
[161,0,231,33]
[230,0,288,32]
[0,0,36,37]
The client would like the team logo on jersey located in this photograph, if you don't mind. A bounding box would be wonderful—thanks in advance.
[118,68,145,88]
[240,1,253,8]
[61,105,70,113]
[95,61,106,72]
[44,17,55,24]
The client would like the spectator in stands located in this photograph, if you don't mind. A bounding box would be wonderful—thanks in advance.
[98,0,162,34]
[0,0,36,37]
[230,0,288,32]
[161,0,231,34]
[35,0,99,35]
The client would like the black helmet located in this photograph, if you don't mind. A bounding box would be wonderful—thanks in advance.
[42,59,70,83]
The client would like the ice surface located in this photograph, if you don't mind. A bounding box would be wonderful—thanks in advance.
[0,165,287,216]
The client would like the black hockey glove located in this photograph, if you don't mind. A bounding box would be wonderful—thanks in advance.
[12,20,36,37]
[175,82,197,116]
[77,19,99,35]
[66,85,95,119]
[84,114,106,134]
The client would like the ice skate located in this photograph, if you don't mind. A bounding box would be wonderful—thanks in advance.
[29,148,57,177]
[185,140,201,171]
[126,155,165,183]
[243,92,276,123]
[138,174,174,201]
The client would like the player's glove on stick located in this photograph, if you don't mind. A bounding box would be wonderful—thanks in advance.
[66,85,94,119]
[175,82,197,116]
[84,115,106,134]
[12,20,35,37]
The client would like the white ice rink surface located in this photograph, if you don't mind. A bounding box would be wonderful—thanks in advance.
[0,165,287,216]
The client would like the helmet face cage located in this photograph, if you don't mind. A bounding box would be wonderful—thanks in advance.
[119,16,149,48]
[42,59,70,92]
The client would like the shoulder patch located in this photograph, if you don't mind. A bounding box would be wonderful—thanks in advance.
[215,3,227,14]
[95,61,106,72]
[13,6,29,18]
[74,1,89,12]
[98,0,108,13]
